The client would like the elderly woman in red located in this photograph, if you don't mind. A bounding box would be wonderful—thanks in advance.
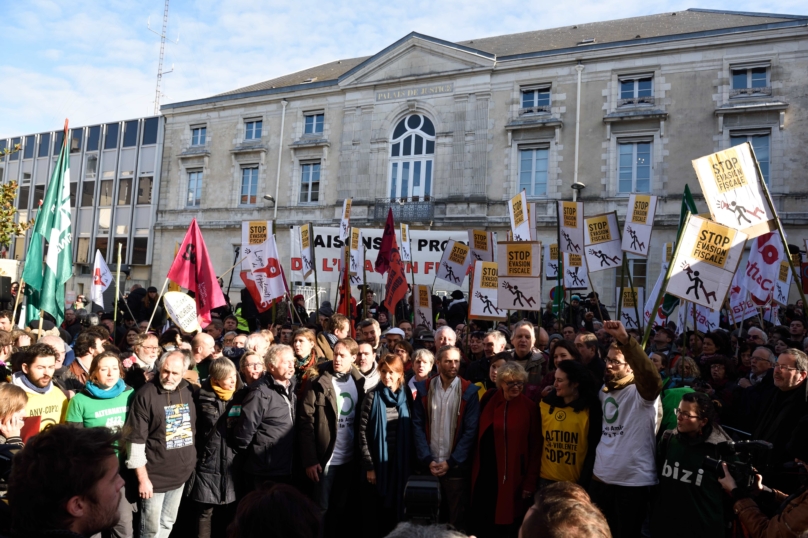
[470,362,541,537]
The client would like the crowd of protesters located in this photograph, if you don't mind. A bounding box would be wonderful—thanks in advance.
[0,281,807,538]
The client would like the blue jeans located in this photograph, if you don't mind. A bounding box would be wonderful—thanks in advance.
[138,485,184,538]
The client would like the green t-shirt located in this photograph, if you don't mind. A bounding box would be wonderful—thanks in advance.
[66,388,134,433]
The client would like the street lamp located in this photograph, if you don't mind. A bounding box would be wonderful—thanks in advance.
[571,181,586,202]
[263,195,276,234]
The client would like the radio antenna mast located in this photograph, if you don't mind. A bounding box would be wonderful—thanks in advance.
[148,0,176,115]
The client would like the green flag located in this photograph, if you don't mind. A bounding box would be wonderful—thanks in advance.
[21,125,73,325]
[661,184,699,316]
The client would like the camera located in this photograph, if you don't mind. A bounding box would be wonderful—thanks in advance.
[704,440,773,490]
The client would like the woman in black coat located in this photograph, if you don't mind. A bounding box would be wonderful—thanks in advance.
[191,358,246,538]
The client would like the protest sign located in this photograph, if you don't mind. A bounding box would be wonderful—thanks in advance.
[622,194,657,257]
[509,191,531,241]
[558,201,584,255]
[163,291,202,333]
[615,287,645,329]
[435,240,471,287]
[545,243,560,280]
[564,253,588,290]
[470,262,507,320]
[468,229,494,262]
[584,213,623,272]
[414,285,435,330]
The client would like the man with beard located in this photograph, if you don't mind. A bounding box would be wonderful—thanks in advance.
[506,321,547,401]
[8,426,125,538]
[12,343,68,431]
[589,321,662,538]
[354,342,379,391]
[125,350,197,538]
[359,318,386,360]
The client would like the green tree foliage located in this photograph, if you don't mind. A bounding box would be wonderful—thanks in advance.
[0,143,34,246]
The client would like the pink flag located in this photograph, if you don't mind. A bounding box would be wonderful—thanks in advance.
[167,219,226,325]
[741,232,782,305]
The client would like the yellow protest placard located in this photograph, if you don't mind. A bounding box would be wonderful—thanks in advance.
[692,219,737,268]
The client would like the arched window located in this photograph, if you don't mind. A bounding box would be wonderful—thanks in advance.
[389,114,435,200]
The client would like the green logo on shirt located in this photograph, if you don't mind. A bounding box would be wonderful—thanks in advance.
[339,392,354,416]
[603,396,619,424]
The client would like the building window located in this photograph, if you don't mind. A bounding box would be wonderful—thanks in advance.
[38,133,50,158]
[71,128,83,153]
[519,147,549,197]
[85,155,98,178]
[187,171,202,207]
[9,138,20,161]
[245,120,262,140]
[118,178,132,205]
[520,87,551,113]
[137,176,153,205]
[104,123,119,150]
[99,180,114,206]
[730,133,770,184]
[191,127,206,146]
[619,75,653,106]
[142,118,159,145]
[123,121,138,148]
[132,238,149,265]
[304,114,324,135]
[615,257,647,290]
[240,167,258,205]
[618,141,652,193]
[23,136,35,160]
[53,132,64,155]
[17,187,29,209]
[81,182,95,207]
[730,66,770,97]
[69,183,77,208]
[299,162,320,204]
[87,125,101,151]
[389,114,435,200]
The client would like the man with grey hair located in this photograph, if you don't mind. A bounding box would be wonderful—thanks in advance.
[246,332,270,358]
[465,331,505,384]
[235,344,298,490]
[753,348,808,492]
[507,320,547,401]
[125,350,197,538]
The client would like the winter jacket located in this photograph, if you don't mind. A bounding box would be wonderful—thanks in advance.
[57,360,89,392]
[472,390,540,525]
[505,349,547,402]
[733,484,808,538]
[190,380,246,505]
[411,376,480,469]
[234,374,297,477]
[651,424,734,538]
[298,363,366,468]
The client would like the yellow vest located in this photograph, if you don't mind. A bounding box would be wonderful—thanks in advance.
[26,388,68,431]
[539,400,590,483]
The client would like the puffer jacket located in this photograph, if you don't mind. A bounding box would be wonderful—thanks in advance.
[234,374,297,477]
[190,379,246,505]
[733,484,808,538]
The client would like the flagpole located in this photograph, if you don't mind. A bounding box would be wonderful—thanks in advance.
[642,227,688,349]
[114,243,122,327]
[556,202,564,322]
[36,310,44,342]
[12,278,24,324]
[309,222,320,316]
[617,258,628,322]
[146,277,170,331]
[363,246,368,321]
[219,255,249,281]
[408,235,416,323]
[624,262,642,333]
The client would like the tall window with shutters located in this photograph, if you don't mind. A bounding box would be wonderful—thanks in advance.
[389,114,435,200]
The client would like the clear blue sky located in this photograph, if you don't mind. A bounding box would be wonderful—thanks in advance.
[0,0,804,138]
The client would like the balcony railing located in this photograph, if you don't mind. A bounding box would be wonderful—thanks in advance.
[518,105,551,115]
[729,87,772,98]
[373,197,435,222]
[617,96,655,107]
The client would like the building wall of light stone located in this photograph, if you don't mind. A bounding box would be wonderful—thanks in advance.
[156,21,808,309]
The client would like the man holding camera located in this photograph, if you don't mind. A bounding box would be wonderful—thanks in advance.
[752,348,808,492]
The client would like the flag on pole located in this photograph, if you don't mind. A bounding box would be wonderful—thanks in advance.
[21,121,73,326]
[167,218,226,325]
[661,185,699,316]
[383,234,408,313]
[90,250,113,309]
[375,208,396,276]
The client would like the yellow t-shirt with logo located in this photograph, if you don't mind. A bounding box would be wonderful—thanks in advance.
[26,388,68,431]
[539,400,589,483]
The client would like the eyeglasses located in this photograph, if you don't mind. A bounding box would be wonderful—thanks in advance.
[245,363,264,369]
[674,408,700,419]
[751,357,771,363]
[505,381,525,388]
[774,364,801,372]
[141,346,160,352]
[605,358,627,366]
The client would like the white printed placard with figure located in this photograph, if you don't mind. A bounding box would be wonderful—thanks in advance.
[508,192,531,241]
[584,213,623,272]
[435,240,471,286]
[558,201,584,255]
[564,253,588,290]
[470,261,506,321]
[496,241,541,278]
[349,227,363,276]
[498,275,541,312]
[692,142,774,239]
[622,194,657,257]
[615,287,645,330]
[668,215,748,310]
[468,229,494,262]
[545,243,560,280]
[414,285,435,330]
[774,260,793,306]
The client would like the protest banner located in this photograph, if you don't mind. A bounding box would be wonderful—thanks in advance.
[774,259,793,306]
[400,224,411,262]
[508,191,531,241]
[163,291,202,333]
[413,284,435,330]
[435,239,471,287]
[558,201,584,255]
[545,243,560,280]
[622,194,657,257]
[740,232,783,305]
[339,199,352,241]
[470,261,507,320]
[298,223,314,279]
[584,213,623,272]
[667,215,747,310]
[349,227,363,276]
[564,253,588,290]
[468,229,494,262]
[497,242,541,278]
[242,221,270,270]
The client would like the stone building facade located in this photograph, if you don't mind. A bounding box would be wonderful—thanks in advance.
[156,8,808,309]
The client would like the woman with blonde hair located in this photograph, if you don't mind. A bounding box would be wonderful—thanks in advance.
[0,383,27,445]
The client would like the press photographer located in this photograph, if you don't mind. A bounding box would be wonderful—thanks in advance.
[718,415,808,537]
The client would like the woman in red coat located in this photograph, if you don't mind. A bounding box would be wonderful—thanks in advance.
[470,362,541,537]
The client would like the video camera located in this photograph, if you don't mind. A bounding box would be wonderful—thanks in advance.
[704,440,773,490]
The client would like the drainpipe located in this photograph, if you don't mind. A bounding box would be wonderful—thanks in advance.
[273,100,288,220]
[573,63,584,201]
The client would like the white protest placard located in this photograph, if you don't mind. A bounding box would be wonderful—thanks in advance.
[668,215,748,310]
[299,223,314,279]
[414,284,435,330]
[692,142,775,239]
[470,261,507,320]
[508,191,531,241]
[163,291,202,333]
[558,201,584,255]
[339,199,352,241]
[545,243,560,280]
[728,270,760,324]
[622,194,657,257]
[584,213,623,272]
[241,221,270,271]
[349,227,363,276]
[400,224,411,262]
[615,287,645,330]
[774,259,793,306]
[435,239,471,287]
[498,275,541,311]
[468,230,494,262]
[497,241,542,278]
[676,302,720,335]
[564,253,589,290]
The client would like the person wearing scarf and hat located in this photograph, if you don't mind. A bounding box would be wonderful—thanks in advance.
[292,295,309,326]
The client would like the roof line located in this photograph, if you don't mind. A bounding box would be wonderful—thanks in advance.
[161,79,339,110]
[497,18,808,62]
[686,7,808,20]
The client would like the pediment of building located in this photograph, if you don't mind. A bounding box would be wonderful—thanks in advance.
[339,34,495,87]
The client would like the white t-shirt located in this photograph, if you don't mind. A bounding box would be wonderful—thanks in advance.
[328,375,358,466]
[593,383,661,487]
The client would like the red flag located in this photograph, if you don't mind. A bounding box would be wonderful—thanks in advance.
[167,219,226,325]
[375,208,396,275]
[384,235,408,313]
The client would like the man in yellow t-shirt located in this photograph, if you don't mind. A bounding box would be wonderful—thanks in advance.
[11,342,68,432]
